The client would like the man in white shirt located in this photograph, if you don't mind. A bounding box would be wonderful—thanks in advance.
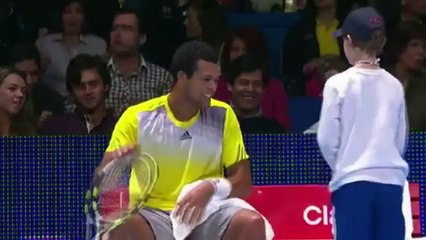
[317,7,409,240]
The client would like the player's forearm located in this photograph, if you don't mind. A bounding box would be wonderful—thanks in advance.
[94,151,117,176]
[227,175,252,198]
[226,160,252,198]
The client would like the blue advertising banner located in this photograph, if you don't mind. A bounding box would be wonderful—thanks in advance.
[1,134,425,239]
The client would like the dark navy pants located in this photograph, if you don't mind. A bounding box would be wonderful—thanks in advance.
[332,181,405,240]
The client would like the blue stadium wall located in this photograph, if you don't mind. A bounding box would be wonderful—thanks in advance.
[1,134,425,239]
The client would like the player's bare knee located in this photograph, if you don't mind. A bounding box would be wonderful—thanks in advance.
[130,214,155,236]
[243,211,265,231]
[233,209,265,232]
[107,214,154,240]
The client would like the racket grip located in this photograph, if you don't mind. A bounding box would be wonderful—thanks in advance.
[86,216,93,240]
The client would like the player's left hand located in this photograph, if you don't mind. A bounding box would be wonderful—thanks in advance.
[174,181,215,225]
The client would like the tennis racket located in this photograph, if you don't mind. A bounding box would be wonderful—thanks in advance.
[84,151,158,240]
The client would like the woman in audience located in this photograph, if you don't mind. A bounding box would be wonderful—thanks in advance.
[281,0,344,95]
[184,0,229,53]
[385,21,426,87]
[36,0,107,97]
[215,26,291,129]
[0,67,36,136]
[385,21,426,131]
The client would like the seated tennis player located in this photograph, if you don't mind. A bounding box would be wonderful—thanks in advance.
[95,41,266,240]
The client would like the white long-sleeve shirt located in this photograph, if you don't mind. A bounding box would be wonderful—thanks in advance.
[317,67,409,191]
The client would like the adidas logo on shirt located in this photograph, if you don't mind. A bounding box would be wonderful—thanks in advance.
[179,131,192,140]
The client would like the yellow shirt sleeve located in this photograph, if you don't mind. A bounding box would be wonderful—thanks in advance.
[222,106,249,168]
[105,106,139,152]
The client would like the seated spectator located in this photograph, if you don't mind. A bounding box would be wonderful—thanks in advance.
[215,26,290,129]
[385,22,426,87]
[226,53,286,134]
[282,0,345,95]
[377,0,426,39]
[103,9,173,117]
[8,43,65,125]
[40,54,116,135]
[306,55,348,97]
[184,0,229,53]
[36,0,107,97]
[0,67,36,136]
[385,22,426,131]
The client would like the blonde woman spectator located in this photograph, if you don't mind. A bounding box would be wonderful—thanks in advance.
[0,67,36,136]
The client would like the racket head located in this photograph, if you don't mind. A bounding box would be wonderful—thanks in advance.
[95,152,158,222]
[131,152,158,208]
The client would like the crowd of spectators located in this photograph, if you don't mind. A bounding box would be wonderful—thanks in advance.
[0,0,424,136]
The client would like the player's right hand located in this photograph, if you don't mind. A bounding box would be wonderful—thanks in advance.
[108,144,139,160]
[94,144,139,177]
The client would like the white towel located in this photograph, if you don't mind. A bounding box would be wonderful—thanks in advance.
[170,180,275,240]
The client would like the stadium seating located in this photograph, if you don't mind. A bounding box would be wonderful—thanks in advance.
[288,96,322,133]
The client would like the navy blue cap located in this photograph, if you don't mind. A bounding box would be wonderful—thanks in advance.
[334,7,385,41]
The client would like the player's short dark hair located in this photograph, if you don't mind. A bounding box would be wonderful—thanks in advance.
[8,43,41,68]
[169,41,218,83]
[66,54,111,93]
[113,8,146,34]
[225,53,269,87]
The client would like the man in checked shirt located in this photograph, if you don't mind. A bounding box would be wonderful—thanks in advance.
[106,8,173,117]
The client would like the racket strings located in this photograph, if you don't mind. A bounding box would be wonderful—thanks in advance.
[99,164,131,192]
[86,152,159,240]
[98,155,135,193]
[98,154,158,236]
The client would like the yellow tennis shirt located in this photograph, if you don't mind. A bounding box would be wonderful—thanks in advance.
[105,94,249,211]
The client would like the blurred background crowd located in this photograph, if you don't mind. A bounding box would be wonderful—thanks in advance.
[0,0,425,137]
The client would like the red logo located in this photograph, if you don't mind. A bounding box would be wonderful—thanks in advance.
[369,16,382,25]
[245,185,334,239]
